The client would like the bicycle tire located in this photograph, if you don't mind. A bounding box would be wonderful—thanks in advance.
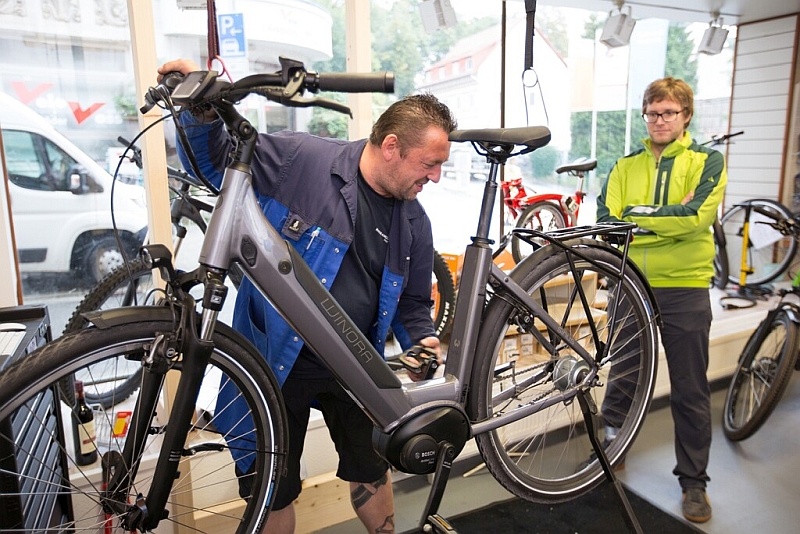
[468,241,658,502]
[722,308,798,441]
[0,318,286,533]
[721,199,797,287]
[58,258,155,408]
[712,216,729,289]
[432,250,456,339]
[511,201,567,264]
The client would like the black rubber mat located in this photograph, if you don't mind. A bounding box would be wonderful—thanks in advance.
[443,482,705,534]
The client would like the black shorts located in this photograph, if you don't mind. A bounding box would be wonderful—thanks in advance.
[239,373,389,510]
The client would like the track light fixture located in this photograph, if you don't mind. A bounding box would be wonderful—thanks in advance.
[419,0,457,33]
[698,13,729,55]
[600,0,636,48]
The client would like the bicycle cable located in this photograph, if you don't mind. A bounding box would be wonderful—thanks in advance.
[719,284,774,310]
[108,113,183,305]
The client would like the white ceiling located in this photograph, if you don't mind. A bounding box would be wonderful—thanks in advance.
[505,0,800,25]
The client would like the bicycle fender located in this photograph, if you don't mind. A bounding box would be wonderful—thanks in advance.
[83,305,177,329]
[82,304,286,402]
[511,238,662,327]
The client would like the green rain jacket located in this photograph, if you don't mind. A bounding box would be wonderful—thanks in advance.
[596,132,727,288]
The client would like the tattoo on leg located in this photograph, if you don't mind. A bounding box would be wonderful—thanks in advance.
[351,473,389,510]
[375,514,395,533]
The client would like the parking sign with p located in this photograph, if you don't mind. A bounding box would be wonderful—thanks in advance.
[217,13,246,58]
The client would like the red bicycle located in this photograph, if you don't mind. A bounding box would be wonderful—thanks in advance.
[506,157,597,263]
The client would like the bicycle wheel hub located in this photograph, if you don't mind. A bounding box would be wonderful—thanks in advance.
[552,356,590,391]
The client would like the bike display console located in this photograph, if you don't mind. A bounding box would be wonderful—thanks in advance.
[0,305,74,531]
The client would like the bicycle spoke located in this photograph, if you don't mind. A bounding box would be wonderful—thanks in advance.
[471,242,658,502]
[0,321,284,533]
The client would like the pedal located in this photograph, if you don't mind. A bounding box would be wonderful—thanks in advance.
[398,345,439,379]
[423,513,457,533]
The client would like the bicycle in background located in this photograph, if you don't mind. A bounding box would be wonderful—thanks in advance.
[718,198,798,290]
[507,157,597,263]
[690,130,742,290]
[722,267,800,441]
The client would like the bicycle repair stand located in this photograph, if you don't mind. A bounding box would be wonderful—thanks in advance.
[578,389,644,534]
[413,390,644,534]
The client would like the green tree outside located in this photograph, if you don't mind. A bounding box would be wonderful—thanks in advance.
[306,0,497,139]
[570,21,698,194]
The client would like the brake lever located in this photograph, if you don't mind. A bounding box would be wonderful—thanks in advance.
[256,87,353,117]
[118,136,143,168]
[398,345,439,380]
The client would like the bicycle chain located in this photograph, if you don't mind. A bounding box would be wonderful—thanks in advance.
[492,358,558,408]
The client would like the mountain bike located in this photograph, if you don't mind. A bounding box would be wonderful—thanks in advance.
[0,57,659,533]
[722,272,800,441]
[60,140,456,409]
[508,157,597,264]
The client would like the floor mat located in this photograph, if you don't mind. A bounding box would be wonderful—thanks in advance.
[442,482,705,534]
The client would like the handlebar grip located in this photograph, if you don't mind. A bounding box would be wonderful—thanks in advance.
[316,72,395,93]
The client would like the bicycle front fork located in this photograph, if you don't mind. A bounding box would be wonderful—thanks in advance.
[102,292,218,530]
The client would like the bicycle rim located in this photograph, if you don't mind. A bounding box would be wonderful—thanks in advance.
[469,242,658,502]
[722,200,796,287]
[722,309,798,441]
[511,202,566,264]
[60,259,155,409]
[0,319,285,533]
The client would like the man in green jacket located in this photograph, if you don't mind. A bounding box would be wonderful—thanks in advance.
[597,76,727,523]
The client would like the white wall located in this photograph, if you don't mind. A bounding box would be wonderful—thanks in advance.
[726,15,798,209]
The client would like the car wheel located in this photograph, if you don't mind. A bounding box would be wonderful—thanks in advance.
[83,236,126,283]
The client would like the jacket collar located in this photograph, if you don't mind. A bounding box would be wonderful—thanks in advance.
[329,137,424,220]
[641,131,692,159]
[331,138,368,185]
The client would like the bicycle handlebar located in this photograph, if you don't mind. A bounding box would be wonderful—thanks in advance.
[704,130,744,146]
[140,56,394,193]
[141,56,394,116]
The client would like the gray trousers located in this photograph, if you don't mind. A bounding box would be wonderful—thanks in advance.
[602,286,712,489]
[653,287,712,490]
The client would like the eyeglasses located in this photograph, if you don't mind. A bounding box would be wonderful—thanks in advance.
[642,109,685,123]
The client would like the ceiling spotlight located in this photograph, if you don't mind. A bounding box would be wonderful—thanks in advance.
[600,0,636,48]
[699,13,729,55]
[419,0,457,33]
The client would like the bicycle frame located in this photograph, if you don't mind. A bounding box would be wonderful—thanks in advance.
[735,203,755,287]
[191,133,621,434]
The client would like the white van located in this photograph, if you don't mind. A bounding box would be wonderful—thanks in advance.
[0,92,148,282]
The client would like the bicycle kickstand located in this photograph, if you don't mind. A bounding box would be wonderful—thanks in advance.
[577,390,643,534]
[417,441,458,533]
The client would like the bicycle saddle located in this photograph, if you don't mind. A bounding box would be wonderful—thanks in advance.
[557,157,598,174]
[449,126,551,152]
